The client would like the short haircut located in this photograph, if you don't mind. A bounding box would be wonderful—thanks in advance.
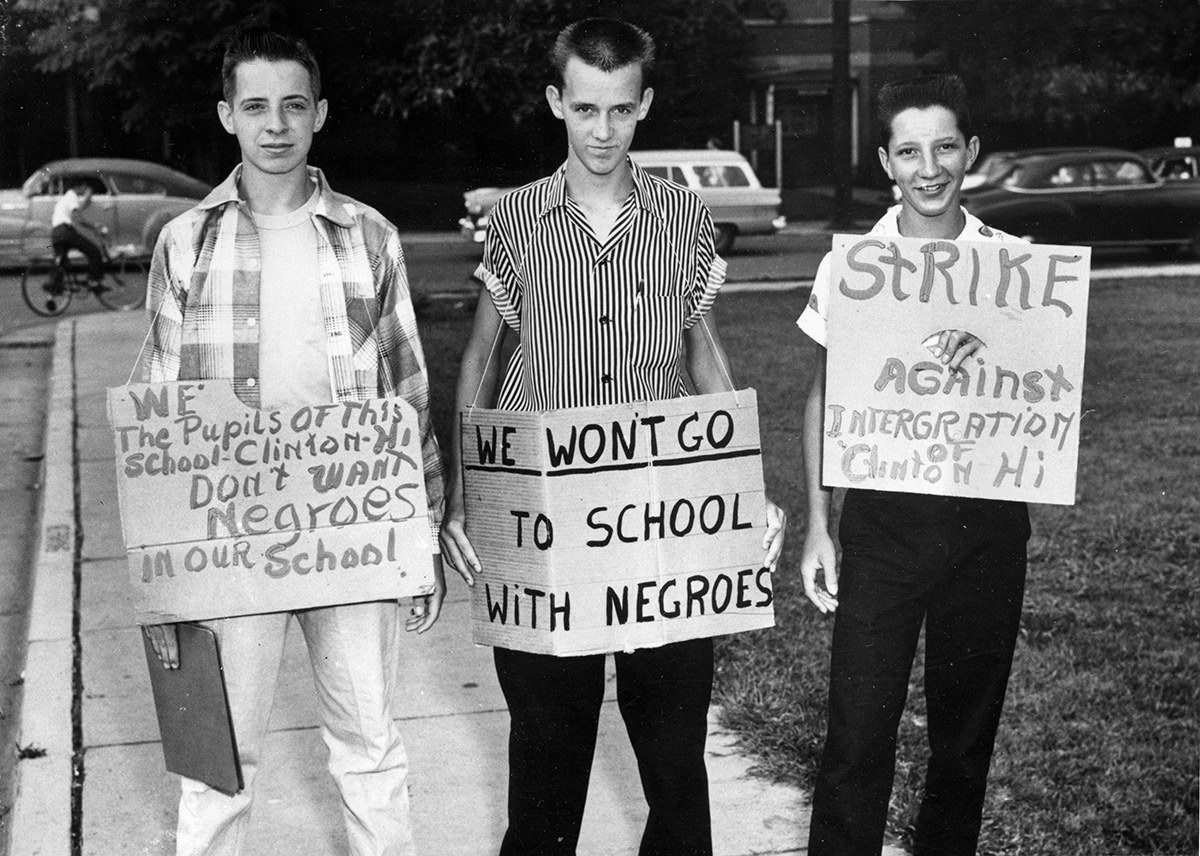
[876,74,973,150]
[550,18,656,91]
[221,30,321,103]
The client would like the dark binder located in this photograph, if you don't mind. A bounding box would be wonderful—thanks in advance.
[142,622,243,795]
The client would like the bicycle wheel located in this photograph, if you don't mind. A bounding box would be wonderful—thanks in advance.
[21,262,73,317]
[96,258,148,312]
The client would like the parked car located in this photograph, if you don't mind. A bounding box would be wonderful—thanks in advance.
[961,147,1200,254]
[459,149,786,253]
[0,158,209,268]
[1140,145,1200,182]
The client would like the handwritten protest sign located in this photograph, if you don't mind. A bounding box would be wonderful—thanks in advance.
[824,235,1090,504]
[461,391,773,656]
[107,381,435,624]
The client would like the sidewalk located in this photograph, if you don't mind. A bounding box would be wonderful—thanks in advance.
[9,311,811,855]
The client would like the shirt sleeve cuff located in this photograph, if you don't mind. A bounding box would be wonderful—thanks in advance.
[683,253,727,329]
[475,262,521,331]
[796,304,828,348]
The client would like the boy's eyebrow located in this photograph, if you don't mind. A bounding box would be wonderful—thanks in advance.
[237,93,312,106]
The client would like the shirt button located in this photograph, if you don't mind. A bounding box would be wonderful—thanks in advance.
[246,317,257,327]
[246,377,257,388]
[601,374,612,384]
[599,315,610,325]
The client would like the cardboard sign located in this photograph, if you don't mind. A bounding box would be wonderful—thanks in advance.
[107,381,435,624]
[824,235,1090,504]
[461,390,774,657]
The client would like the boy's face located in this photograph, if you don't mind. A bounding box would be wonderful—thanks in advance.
[217,59,327,180]
[879,105,979,223]
[546,56,653,179]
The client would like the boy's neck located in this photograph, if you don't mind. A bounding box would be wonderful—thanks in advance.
[564,156,633,208]
[896,203,966,240]
[239,162,314,215]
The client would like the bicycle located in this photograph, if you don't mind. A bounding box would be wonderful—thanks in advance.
[21,243,149,317]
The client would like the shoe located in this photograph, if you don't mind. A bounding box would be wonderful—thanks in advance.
[42,280,65,296]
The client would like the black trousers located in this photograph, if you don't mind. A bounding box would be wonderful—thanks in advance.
[50,224,104,282]
[809,489,1029,856]
[494,637,714,856]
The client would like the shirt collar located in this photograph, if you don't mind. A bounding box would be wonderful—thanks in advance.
[538,157,662,220]
[197,165,355,228]
[871,204,983,240]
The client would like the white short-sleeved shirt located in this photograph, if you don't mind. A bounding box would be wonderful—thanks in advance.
[51,190,82,228]
[796,205,1022,347]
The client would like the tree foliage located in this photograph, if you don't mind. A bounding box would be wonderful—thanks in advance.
[905,0,1200,148]
[15,0,747,144]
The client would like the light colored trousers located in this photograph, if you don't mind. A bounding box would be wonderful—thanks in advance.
[175,602,415,856]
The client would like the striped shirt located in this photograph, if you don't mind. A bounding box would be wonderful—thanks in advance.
[475,158,727,411]
[145,165,445,537]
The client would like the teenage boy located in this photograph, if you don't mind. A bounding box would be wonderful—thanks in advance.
[438,18,786,856]
[142,31,445,856]
[796,74,1030,856]
[49,179,106,291]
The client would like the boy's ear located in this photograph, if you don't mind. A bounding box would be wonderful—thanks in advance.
[878,146,894,181]
[217,101,235,135]
[637,87,654,121]
[966,135,980,172]
[313,99,328,133]
[546,85,564,119]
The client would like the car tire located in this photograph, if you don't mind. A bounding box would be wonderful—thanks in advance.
[713,223,736,255]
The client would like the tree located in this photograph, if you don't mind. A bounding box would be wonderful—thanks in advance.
[905,0,1200,149]
[15,0,749,178]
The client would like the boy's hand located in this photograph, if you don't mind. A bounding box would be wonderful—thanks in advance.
[438,503,479,587]
[406,555,447,633]
[924,329,984,373]
[799,527,840,614]
[144,623,180,669]
[763,497,787,572]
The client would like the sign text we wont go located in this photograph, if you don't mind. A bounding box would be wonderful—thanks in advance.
[461,390,774,656]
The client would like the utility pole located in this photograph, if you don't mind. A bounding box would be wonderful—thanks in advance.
[826,0,854,229]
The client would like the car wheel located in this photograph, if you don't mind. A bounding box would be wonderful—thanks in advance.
[713,224,736,254]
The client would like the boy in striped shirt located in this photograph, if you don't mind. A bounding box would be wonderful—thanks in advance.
[439,17,786,856]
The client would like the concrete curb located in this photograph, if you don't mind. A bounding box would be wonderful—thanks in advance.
[10,321,76,856]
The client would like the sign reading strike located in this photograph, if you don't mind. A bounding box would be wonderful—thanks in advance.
[461,391,773,656]
[107,381,435,624]
[824,235,1090,504]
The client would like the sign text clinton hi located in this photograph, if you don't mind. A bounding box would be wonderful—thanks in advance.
[824,235,1090,505]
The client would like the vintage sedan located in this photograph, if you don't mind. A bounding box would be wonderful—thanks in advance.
[459,149,786,253]
[962,148,1200,254]
[0,158,209,268]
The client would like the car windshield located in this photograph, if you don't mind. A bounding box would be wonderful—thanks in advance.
[689,165,751,188]
[21,170,50,196]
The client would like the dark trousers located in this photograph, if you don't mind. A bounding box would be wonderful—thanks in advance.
[809,490,1029,856]
[50,224,103,282]
[494,637,714,856]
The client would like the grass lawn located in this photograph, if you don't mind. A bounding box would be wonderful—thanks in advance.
[416,276,1198,855]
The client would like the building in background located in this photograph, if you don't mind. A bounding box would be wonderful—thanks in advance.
[736,0,935,188]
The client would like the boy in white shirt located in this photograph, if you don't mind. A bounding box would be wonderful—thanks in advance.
[796,75,1030,856]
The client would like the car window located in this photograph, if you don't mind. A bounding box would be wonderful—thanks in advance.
[641,165,688,186]
[1156,155,1197,181]
[1049,163,1091,188]
[110,173,168,195]
[53,173,110,195]
[689,165,751,188]
[1092,159,1152,187]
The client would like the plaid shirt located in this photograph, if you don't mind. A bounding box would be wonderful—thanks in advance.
[145,165,444,540]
